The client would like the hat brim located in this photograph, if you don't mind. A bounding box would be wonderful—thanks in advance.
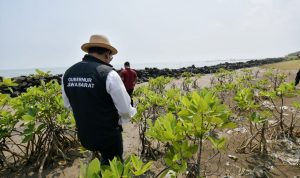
[81,43,118,55]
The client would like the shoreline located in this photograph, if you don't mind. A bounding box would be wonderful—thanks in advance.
[0,57,295,97]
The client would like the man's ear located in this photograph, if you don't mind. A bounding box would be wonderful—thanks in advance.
[104,52,108,59]
[104,52,110,60]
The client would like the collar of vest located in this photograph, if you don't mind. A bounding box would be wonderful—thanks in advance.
[82,54,113,67]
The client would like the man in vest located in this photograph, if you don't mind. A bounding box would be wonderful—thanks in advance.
[120,62,137,106]
[295,69,300,86]
[62,34,136,165]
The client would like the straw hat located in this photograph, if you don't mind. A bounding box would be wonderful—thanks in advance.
[81,35,118,55]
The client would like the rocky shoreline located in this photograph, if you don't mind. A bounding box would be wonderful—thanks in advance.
[0,57,288,97]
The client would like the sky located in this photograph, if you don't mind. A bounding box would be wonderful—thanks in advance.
[0,0,299,70]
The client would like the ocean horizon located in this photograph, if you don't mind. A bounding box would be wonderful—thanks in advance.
[0,58,252,78]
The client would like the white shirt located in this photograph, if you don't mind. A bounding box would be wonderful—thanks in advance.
[61,70,137,124]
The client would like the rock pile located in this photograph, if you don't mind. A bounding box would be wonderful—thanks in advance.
[0,74,62,97]
[134,57,285,83]
[0,57,287,97]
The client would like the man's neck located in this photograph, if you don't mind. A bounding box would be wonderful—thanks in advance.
[83,54,113,67]
[89,53,108,64]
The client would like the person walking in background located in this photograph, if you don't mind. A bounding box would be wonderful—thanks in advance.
[295,69,300,86]
[62,34,136,165]
[120,61,137,106]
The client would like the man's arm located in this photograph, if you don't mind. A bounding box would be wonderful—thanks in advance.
[119,70,125,81]
[133,70,138,85]
[106,70,137,124]
[61,76,72,111]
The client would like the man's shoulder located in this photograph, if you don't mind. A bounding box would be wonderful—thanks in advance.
[97,64,113,71]
[95,64,114,78]
[130,68,137,74]
[64,62,83,76]
[120,69,126,75]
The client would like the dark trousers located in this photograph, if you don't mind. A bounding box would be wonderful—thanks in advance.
[126,89,134,106]
[99,128,123,165]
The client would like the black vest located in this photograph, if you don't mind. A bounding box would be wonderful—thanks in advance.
[63,55,119,150]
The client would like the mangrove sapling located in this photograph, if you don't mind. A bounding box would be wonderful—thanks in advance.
[234,88,257,129]
[289,102,300,137]
[192,73,203,89]
[234,71,297,153]
[214,69,235,85]
[240,68,254,79]
[133,87,152,156]
[211,69,237,104]
[250,112,270,154]
[0,100,19,168]
[258,82,297,139]
[234,87,271,154]
[80,155,152,178]
[181,72,193,92]
[264,69,287,91]
[0,78,18,94]
[9,80,77,175]
[33,69,52,78]
[235,69,256,89]
[209,77,215,87]
[274,82,296,138]
[147,89,235,177]
[0,79,22,168]
[254,70,260,79]
[165,88,182,116]
[148,76,172,93]
[133,77,172,158]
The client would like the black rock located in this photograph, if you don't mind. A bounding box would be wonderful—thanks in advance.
[0,57,289,97]
[13,76,27,83]
[20,82,28,88]
[11,91,20,97]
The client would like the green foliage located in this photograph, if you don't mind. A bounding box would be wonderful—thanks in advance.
[78,68,299,177]
[178,89,233,130]
[80,157,101,178]
[0,78,18,93]
[0,79,77,171]
[208,136,226,149]
[12,80,75,127]
[249,112,266,123]
[214,69,235,88]
[148,76,172,93]
[132,85,167,123]
[165,88,182,113]
[129,155,153,175]
[100,158,124,178]
[147,113,185,142]
[0,78,18,87]
[292,101,300,109]
[80,156,152,178]
[181,72,193,91]
[1,66,299,177]
[264,69,287,90]
[234,88,257,111]
[34,69,51,77]
[0,94,17,140]
[132,76,174,156]
[147,89,235,175]
[276,82,295,96]
[210,69,237,103]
